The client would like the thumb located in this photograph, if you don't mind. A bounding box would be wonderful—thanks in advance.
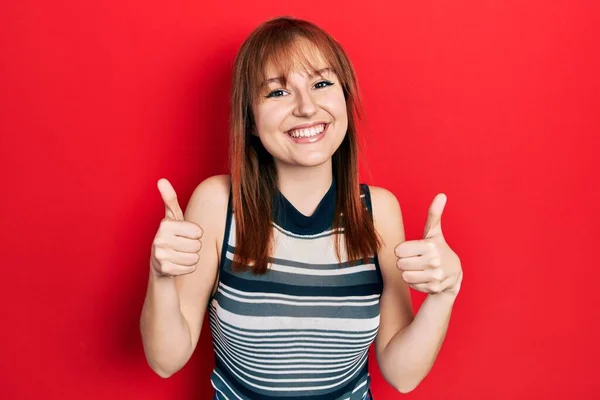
[157,178,184,221]
[424,193,447,239]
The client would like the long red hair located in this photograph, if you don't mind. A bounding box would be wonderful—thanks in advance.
[229,16,381,273]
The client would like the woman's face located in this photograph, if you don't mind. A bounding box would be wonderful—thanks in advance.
[251,43,348,169]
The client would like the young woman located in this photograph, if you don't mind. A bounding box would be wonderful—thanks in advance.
[141,16,463,400]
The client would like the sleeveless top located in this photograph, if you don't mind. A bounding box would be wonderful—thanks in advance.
[208,177,383,400]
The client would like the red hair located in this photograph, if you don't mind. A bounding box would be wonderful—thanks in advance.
[229,16,381,273]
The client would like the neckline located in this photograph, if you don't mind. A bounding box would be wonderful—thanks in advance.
[273,177,337,234]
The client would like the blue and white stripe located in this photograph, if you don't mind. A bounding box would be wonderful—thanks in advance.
[209,183,382,399]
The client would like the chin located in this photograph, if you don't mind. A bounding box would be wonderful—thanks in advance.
[266,135,344,168]
[294,153,335,167]
[272,152,331,168]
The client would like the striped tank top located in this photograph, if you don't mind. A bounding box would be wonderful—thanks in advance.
[208,177,383,399]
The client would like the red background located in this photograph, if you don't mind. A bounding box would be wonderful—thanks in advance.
[1,0,598,398]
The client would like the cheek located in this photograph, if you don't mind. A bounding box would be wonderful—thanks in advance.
[252,106,283,152]
[254,104,286,134]
[330,102,348,134]
[326,90,348,123]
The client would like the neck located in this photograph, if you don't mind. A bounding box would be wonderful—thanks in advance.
[275,159,333,217]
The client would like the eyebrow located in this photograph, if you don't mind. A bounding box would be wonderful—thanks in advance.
[262,67,333,86]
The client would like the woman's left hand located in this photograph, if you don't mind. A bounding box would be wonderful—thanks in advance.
[394,193,463,297]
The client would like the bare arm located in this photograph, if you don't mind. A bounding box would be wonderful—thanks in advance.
[371,186,459,393]
[140,174,230,377]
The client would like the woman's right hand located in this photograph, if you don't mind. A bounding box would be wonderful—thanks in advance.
[150,178,204,278]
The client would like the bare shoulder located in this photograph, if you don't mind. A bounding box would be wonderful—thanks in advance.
[185,174,231,266]
[184,174,230,231]
[365,185,406,274]
[366,185,404,236]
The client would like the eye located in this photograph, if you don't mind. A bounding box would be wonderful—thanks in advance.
[264,80,334,99]
[314,80,334,89]
[265,89,287,98]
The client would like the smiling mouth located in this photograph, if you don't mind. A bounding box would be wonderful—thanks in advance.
[286,123,329,139]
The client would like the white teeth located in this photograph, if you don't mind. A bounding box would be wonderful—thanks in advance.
[288,123,326,138]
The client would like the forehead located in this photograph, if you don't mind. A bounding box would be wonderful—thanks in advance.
[263,38,331,78]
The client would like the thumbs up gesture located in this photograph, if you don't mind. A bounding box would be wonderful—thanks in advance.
[150,179,204,278]
[394,194,463,296]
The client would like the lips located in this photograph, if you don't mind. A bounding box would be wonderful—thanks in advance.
[285,121,329,134]
[285,122,329,143]
[286,123,327,138]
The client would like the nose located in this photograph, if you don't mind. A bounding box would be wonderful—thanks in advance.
[292,87,318,118]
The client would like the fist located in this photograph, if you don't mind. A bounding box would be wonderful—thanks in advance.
[150,178,203,278]
[396,193,463,296]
